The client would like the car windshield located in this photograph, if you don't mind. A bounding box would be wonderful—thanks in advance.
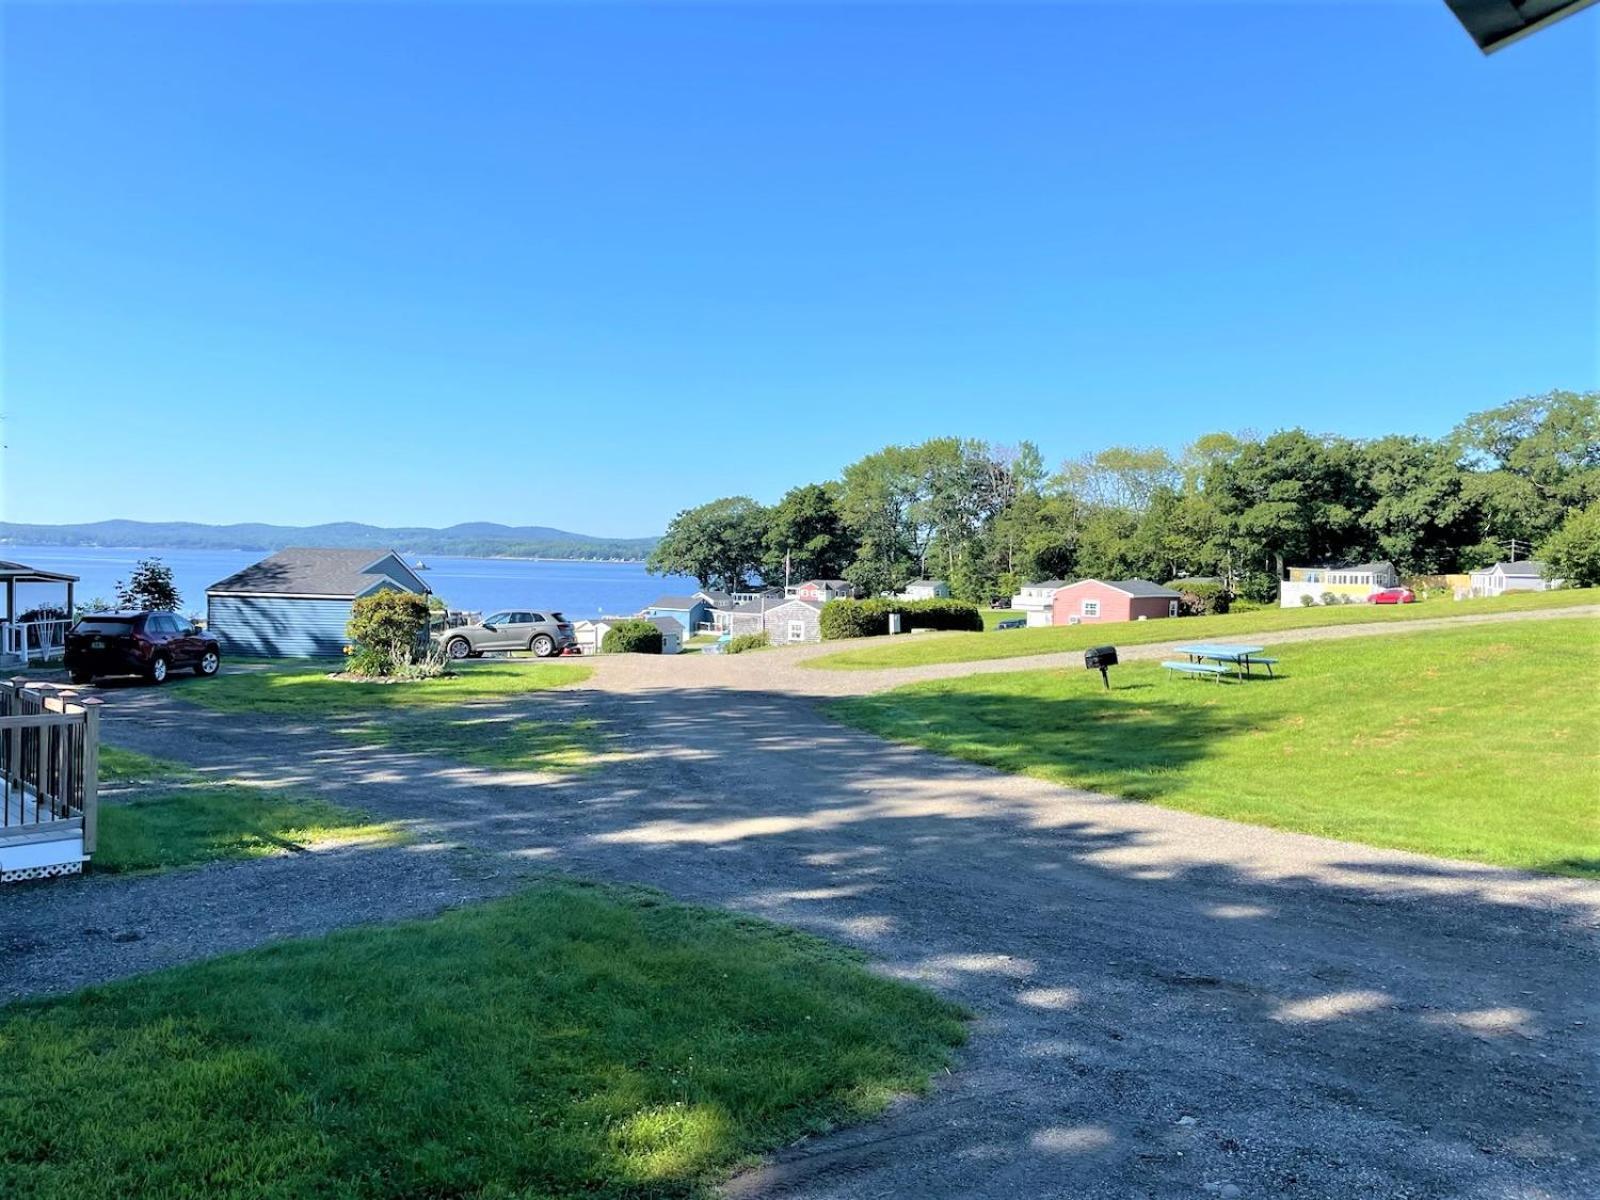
[74,618,136,634]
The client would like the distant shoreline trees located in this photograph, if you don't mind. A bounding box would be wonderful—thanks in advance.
[647,389,1598,602]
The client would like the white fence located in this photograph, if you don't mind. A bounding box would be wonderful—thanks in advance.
[1,619,70,665]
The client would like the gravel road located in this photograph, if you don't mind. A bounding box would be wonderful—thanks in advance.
[3,608,1595,1199]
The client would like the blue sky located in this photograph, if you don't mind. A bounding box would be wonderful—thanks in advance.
[3,2,1595,536]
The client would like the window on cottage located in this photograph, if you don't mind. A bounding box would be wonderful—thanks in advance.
[787,620,806,642]
[1082,600,1100,618]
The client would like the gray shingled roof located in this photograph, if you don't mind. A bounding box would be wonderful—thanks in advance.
[1484,561,1548,577]
[208,548,427,597]
[1110,579,1182,599]
[648,595,707,609]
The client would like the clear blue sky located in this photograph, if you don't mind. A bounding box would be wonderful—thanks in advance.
[3,2,1595,536]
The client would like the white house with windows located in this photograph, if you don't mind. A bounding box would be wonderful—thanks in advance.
[1469,561,1559,597]
[1278,561,1399,608]
[898,579,951,600]
[1008,579,1067,628]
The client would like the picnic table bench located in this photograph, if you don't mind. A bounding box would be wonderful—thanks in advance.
[1161,660,1233,682]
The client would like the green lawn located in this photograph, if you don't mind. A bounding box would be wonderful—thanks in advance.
[828,618,1600,876]
[94,748,402,874]
[979,608,1024,630]
[0,884,966,1199]
[181,658,593,715]
[162,659,603,776]
[807,587,1600,671]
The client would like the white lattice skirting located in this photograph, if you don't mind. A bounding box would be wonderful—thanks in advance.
[1,859,84,884]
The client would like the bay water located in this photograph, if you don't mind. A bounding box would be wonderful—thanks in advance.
[4,545,697,621]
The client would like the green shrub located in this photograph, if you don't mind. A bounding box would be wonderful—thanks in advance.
[1169,579,1232,616]
[346,591,432,676]
[819,598,984,640]
[1320,592,1337,606]
[726,632,770,654]
[1299,594,1316,607]
[1539,502,1600,587]
[602,619,664,654]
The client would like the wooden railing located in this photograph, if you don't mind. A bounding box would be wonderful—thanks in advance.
[1,679,101,855]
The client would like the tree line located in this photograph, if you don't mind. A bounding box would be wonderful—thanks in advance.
[646,390,1600,601]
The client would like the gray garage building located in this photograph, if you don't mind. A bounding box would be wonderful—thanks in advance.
[206,548,430,658]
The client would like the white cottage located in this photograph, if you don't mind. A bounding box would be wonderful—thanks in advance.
[1469,561,1559,597]
[899,579,951,600]
[1008,579,1067,628]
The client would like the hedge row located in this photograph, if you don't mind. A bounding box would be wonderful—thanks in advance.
[601,619,664,654]
[819,598,985,640]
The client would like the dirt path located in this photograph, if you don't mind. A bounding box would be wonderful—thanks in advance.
[5,607,1597,1198]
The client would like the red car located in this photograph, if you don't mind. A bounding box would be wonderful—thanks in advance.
[64,611,222,684]
[1368,587,1416,605]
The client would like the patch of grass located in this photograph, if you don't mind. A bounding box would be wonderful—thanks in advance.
[828,619,1600,876]
[96,786,405,874]
[345,714,614,774]
[183,658,593,716]
[93,746,402,874]
[98,745,194,784]
[807,587,1600,671]
[0,883,966,1199]
[979,608,1025,630]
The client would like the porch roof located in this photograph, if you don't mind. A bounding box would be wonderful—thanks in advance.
[0,559,80,585]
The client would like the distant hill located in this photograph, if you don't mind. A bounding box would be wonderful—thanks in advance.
[0,520,659,562]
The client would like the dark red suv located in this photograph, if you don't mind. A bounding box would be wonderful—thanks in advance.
[63,612,222,685]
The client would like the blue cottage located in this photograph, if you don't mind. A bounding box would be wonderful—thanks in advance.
[206,548,430,658]
[642,592,721,637]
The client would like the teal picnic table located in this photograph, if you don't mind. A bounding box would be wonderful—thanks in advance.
[1171,643,1276,681]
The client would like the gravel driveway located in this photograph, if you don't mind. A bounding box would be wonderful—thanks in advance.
[4,607,1597,1199]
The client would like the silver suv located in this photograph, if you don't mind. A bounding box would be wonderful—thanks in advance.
[438,610,576,659]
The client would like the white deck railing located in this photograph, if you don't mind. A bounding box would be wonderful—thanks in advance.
[1,619,70,665]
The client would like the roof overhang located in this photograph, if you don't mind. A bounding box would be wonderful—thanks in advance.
[207,590,362,601]
[1443,0,1599,53]
[0,561,80,585]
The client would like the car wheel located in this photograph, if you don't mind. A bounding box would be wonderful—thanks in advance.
[148,656,169,684]
[446,637,472,660]
[530,634,555,658]
[196,649,221,677]
[69,671,92,685]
